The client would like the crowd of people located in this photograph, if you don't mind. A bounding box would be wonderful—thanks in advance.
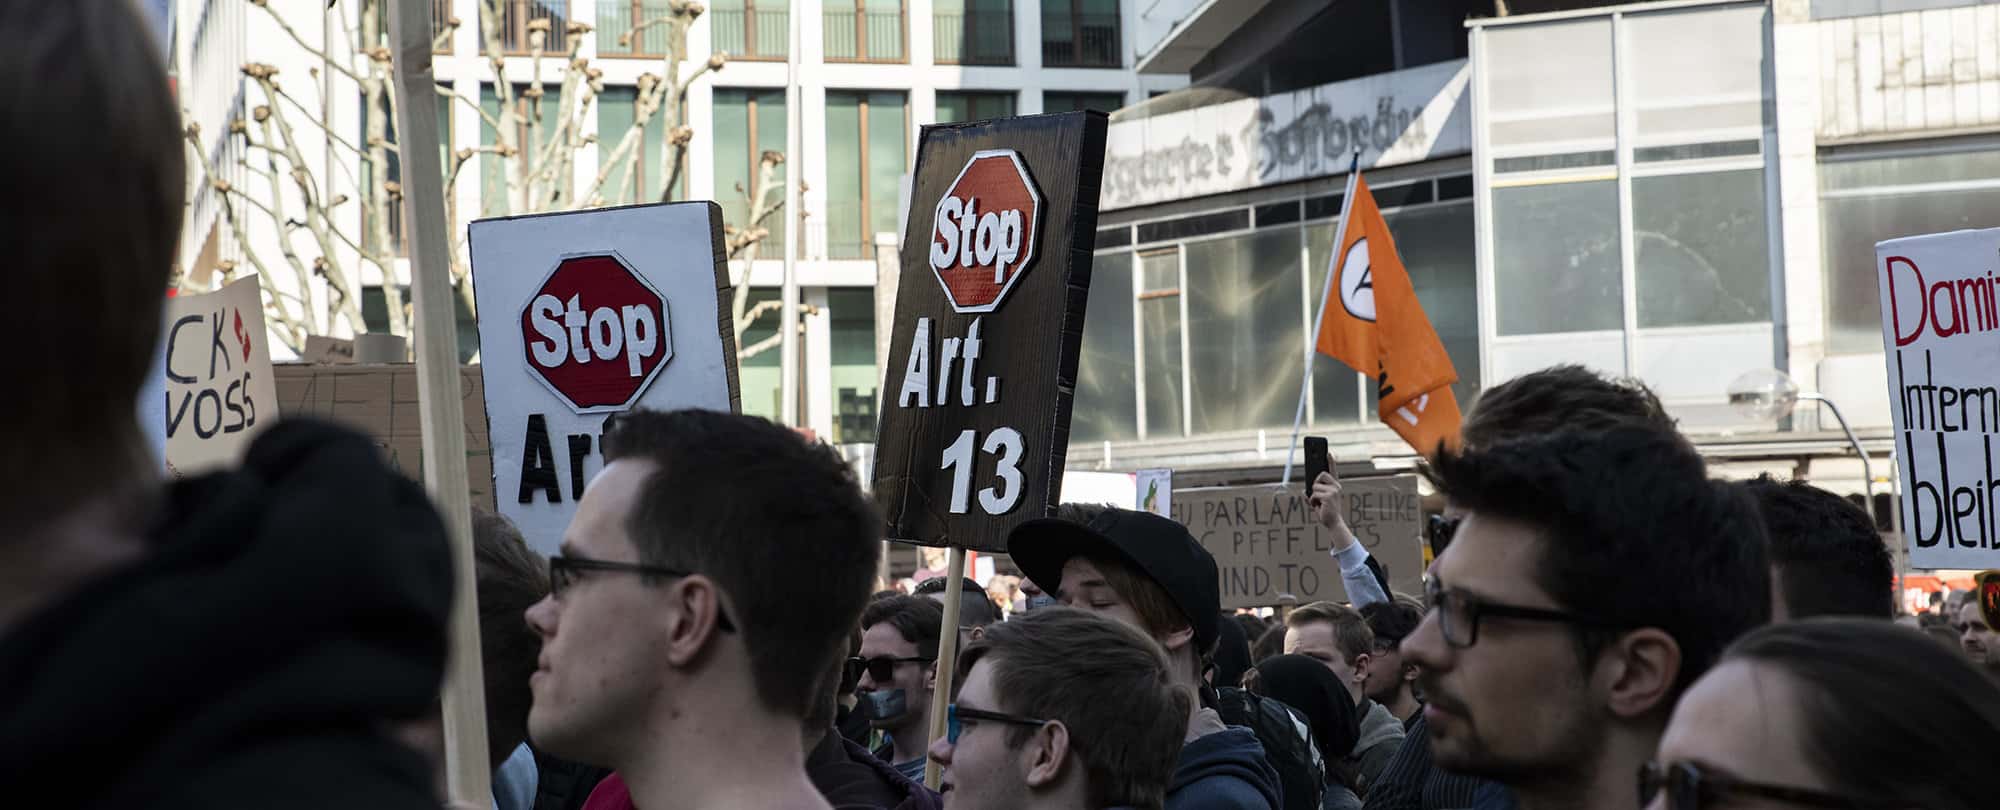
[6,4,2000,810]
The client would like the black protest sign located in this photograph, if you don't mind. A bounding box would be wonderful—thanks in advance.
[873,112,1108,552]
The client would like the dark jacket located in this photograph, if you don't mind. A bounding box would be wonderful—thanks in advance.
[1362,713,1492,810]
[0,421,452,810]
[1168,727,1284,810]
[811,731,943,810]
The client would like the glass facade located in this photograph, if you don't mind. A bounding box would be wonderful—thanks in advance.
[711,88,788,257]
[480,83,560,217]
[596,86,675,206]
[1044,91,1126,114]
[825,90,908,260]
[829,288,879,444]
[934,91,1016,124]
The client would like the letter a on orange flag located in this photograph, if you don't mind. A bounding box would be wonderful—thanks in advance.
[1314,174,1463,457]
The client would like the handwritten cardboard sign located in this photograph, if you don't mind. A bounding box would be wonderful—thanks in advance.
[469,202,739,555]
[274,363,495,512]
[873,112,1108,553]
[1877,227,2000,570]
[1170,476,1424,610]
[162,276,278,477]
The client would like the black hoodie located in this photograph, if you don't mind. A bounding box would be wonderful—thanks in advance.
[0,420,453,810]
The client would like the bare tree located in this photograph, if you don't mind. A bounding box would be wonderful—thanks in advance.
[188,0,800,361]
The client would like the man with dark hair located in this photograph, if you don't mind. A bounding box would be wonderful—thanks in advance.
[0,4,456,809]
[1359,599,1425,730]
[1283,602,1405,791]
[473,508,553,810]
[525,409,881,810]
[859,595,947,782]
[1740,475,1894,620]
[807,648,943,810]
[1012,505,1282,810]
[929,607,1192,810]
[916,576,1003,647]
[1401,427,1771,810]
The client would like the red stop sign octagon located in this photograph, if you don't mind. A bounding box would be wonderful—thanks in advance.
[927,149,1043,313]
[521,253,673,413]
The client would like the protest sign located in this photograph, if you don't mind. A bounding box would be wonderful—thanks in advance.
[162,276,278,477]
[873,111,1109,553]
[469,203,738,555]
[274,363,495,511]
[1137,468,1172,517]
[1170,476,1424,610]
[1876,228,2000,570]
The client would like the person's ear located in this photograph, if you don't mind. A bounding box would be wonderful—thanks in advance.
[1161,625,1195,654]
[1022,721,1071,788]
[663,576,729,666]
[926,662,939,691]
[1598,628,1681,719]
[1353,652,1374,684]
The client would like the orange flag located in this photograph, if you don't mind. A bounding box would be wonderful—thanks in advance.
[1315,174,1463,457]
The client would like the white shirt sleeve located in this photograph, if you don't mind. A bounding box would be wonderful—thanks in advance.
[1333,542,1388,609]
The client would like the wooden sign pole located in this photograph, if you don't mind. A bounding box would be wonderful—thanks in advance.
[386,0,491,805]
[923,546,967,789]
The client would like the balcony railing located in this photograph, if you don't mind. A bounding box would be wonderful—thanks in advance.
[710,7,790,60]
[595,0,671,56]
[433,0,457,53]
[1042,11,1119,68]
[482,0,572,56]
[824,8,906,63]
[934,8,1013,66]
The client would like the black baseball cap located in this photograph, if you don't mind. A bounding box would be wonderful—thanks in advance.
[1008,508,1222,653]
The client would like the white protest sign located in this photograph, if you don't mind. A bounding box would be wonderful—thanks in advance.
[469,202,738,554]
[1136,468,1172,517]
[1877,227,2000,570]
[162,276,278,476]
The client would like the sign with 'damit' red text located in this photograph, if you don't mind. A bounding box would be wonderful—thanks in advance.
[1876,226,2000,571]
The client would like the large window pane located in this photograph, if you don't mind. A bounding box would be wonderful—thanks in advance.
[1493,180,1623,335]
[1138,249,1184,438]
[598,86,674,206]
[1044,91,1125,115]
[1626,6,1766,141]
[1384,203,1481,403]
[711,88,786,257]
[1307,221,1363,426]
[825,92,864,258]
[829,288,877,444]
[1634,169,1770,327]
[738,287,782,421]
[481,83,559,217]
[1186,229,1304,434]
[825,91,904,259]
[1484,19,1613,149]
[935,91,1015,124]
[867,91,908,241]
[1073,251,1137,442]
[1820,148,2000,354]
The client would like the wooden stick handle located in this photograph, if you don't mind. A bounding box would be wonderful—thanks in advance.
[924,547,968,789]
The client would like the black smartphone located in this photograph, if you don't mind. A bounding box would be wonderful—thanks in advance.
[1304,436,1329,491]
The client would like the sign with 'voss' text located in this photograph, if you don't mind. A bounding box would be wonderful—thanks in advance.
[470,203,739,554]
[875,111,1108,552]
[1172,478,1424,610]
[1878,227,2000,570]
[162,276,278,477]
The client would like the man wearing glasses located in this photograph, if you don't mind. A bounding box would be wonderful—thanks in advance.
[1399,426,1771,810]
[927,607,1192,810]
[856,595,947,783]
[524,409,881,810]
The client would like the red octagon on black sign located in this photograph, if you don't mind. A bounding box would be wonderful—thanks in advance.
[926,149,1043,313]
[520,253,673,413]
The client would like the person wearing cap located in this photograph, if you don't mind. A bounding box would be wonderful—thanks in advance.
[1011,504,1283,810]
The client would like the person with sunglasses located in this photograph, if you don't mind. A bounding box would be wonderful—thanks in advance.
[928,607,1192,810]
[857,595,948,783]
[1399,426,1771,810]
[524,409,882,810]
[1648,618,2000,810]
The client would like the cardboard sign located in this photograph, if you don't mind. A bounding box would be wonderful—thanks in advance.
[274,363,496,513]
[1876,228,2000,570]
[469,203,739,555]
[162,277,279,477]
[1170,477,1424,610]
[874,111,1109,553]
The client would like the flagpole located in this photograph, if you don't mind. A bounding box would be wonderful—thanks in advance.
[1282,149,1362,489]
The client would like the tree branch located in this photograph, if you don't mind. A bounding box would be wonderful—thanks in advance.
[248,0,365,85]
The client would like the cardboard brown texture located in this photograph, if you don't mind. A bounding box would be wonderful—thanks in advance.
[274,363,495,509]
[1171,476,1424,610]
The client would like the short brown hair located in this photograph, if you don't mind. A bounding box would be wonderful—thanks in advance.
[605,409,881,720]
[1461,364,1674,449]
[472,508,548,769]
[1,1,184,534]
[862,595,945,660]
[959,608,1192,808]
[1286,601,1375,666]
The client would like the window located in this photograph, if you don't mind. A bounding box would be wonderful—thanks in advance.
[1186,229,1304,434]
[934,91,1015,124]
[360,87,452,256]
[1492,181,1623,335]
[707,0,789,60]
[1483,18,1613,154]
[829,288,878,444]
[1633,169,1770,327]
[738,287,782,421]
[483,0,572,56]
[596,86,677,206]
[361,285,479,362]
[712,88,787,257]
[1138,248,1184,438]
[597,0,671,57]
[1041,0,1120,68]
[481,83,561,217]
[1074,251,1137,442]
[825,91,907,260]
[1820,144,2000,354]
[1043,91,1125,115]
[935,0,1014,66]
[825,0,905,62]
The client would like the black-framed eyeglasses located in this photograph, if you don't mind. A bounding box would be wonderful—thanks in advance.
[946,703,1054,745]
[548,554,736,632]
[1424,578,1622,649]
[847,655,932,684]
[1639,761,1904,810]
